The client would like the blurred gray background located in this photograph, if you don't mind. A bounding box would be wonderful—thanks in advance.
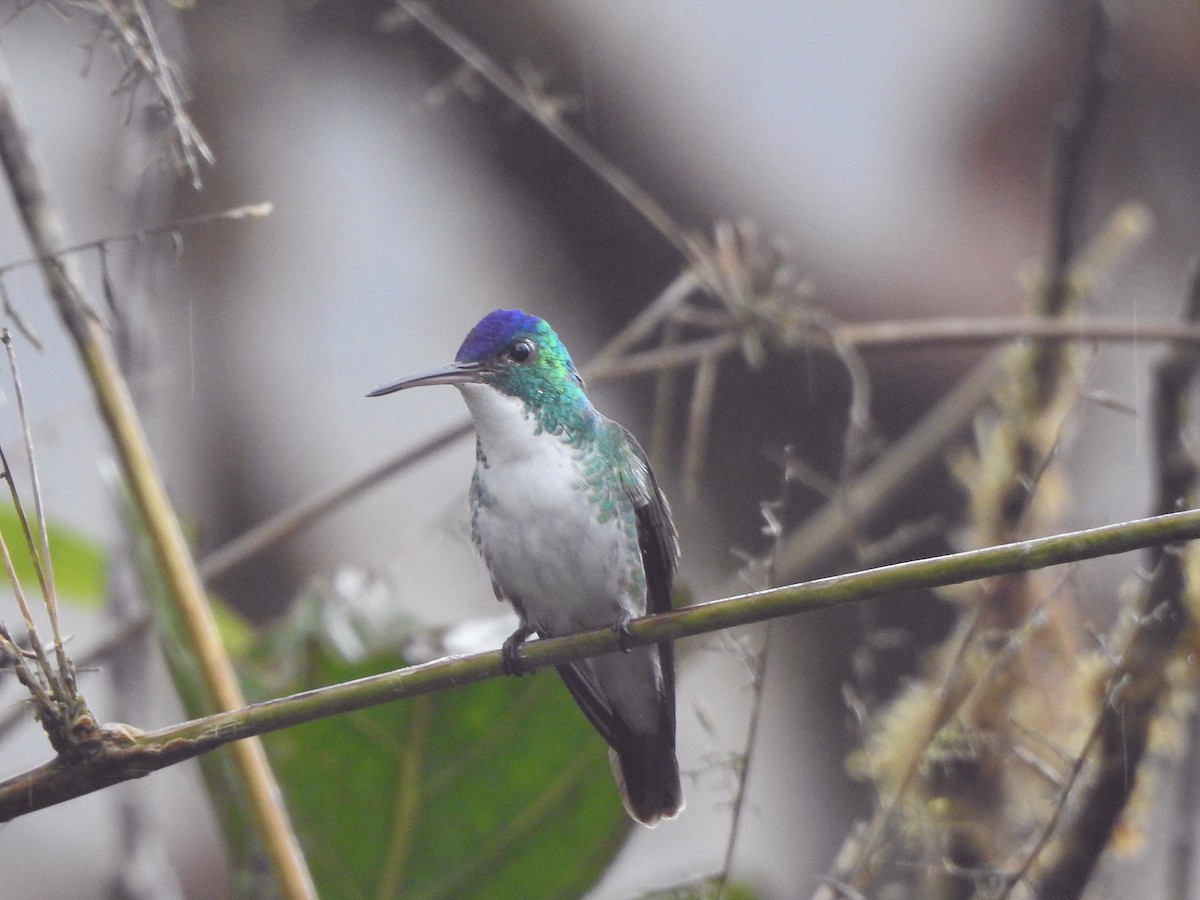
[2,0,1199,897]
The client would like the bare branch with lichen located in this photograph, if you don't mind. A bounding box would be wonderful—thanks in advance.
[816,4,1118,895]
[1027,247,1200,898]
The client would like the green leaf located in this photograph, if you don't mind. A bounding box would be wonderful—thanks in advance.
[251,634,631,900]
[140,536,632,899]
[0,502,106,606]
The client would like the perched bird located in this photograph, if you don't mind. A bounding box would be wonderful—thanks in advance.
[369,309,682,825]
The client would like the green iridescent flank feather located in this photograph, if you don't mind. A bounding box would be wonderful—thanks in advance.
[571,423,649,600]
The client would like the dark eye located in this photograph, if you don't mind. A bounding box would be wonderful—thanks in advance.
[508,339,536,363]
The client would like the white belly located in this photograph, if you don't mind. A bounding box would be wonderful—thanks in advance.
[459,383,643,635]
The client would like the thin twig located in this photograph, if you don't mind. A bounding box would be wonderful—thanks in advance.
[713,627,770,900]
[681,350,719,497]
[397,1,697,262]
[92,0,214,188]
[1,330,71,691]
[0,614,148,742]
[0,444,46,636]
[714,452,795,897]
[836,316,1200,350]
[588,331,742,382]
[587,316,1200,384]
[0,505,58,698]
[0,621,52,711]
[0,202,272,280]
[589,268,703,367]
[0,277,39,348]
[198,421,471,581]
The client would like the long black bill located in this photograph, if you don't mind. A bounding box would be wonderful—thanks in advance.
[367,360,486,397]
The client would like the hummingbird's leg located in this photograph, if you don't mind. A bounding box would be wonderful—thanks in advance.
[501,625,535,676]
[612,610,635,653]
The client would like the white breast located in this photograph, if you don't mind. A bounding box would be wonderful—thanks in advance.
[458,383,642,635]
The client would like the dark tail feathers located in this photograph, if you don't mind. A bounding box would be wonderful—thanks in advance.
[609,731,683,826]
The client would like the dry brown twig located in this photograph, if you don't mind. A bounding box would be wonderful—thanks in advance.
[710,450,798,898]
[67,0,214,188]
[0,200,270,348]
[0,327,93,757]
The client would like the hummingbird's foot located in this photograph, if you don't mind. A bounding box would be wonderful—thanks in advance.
[612,611,635,653]
[501,625,535,676]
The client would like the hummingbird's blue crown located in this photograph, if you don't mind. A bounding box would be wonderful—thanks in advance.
[454,310,575,373]
[455,309,538,361]
[455,310,591,437]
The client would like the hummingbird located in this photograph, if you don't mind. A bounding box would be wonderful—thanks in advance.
[369,309,683,825]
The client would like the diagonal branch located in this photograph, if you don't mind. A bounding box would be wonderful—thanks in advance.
[5,506,1200,821]
[396,0,696,262]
